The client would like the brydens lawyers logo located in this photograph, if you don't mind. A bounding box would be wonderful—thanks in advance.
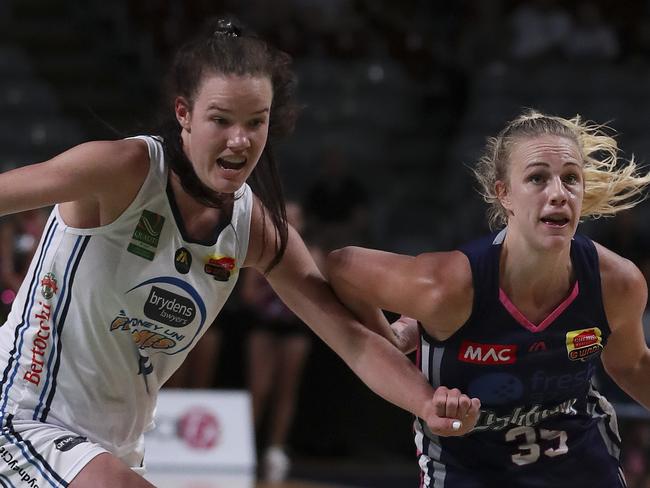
[458,341,518,365]
[566,327,603,361]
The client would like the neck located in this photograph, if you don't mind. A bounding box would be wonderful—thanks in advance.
[169,172,228,241]
[499,230,574,300]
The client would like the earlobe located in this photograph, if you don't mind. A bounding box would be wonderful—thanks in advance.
[174,97,191,132]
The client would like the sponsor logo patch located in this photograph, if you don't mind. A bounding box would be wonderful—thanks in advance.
[144,286,196,328]
[174,247,192,274]
[54,435,87,452]
[458,341,518,365]
[566,327,603,361]
[204,255,236,282]
[127,210,165,261]
[40,272,58,299]
[24,302,52,386]
[111,311,178,350]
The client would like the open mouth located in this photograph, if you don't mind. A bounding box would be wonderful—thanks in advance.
[217,157,246,171]
[541,216,570,227]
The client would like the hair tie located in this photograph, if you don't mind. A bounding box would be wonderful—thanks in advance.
[213,18,241,38]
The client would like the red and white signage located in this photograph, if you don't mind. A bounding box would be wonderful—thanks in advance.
[144,389,255,474]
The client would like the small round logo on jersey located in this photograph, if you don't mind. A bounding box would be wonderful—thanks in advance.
[174,247,192,274]
[40,272,58,299]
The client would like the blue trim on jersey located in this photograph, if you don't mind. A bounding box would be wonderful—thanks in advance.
[0,219,58,419]
[34,236,90,422]
[0,474,17,488]
[2,415,68,487]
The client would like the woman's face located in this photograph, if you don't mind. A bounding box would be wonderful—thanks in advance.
[496,134,584,251]
[176,73,273,194]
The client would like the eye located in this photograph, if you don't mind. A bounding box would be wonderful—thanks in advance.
[248,118,266,129]
[212,117,231,126]
[527,173,545,185]
[563,173,580,184]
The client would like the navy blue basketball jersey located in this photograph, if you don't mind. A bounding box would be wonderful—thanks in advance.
[414,229,626,488]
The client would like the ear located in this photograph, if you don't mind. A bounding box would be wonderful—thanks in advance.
[174,97,192,132]
[495,180,512,211]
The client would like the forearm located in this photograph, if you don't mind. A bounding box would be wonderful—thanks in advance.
[347,326,434,418]
[271,271,432,417]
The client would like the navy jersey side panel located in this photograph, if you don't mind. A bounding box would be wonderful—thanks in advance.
[414,232,625,488]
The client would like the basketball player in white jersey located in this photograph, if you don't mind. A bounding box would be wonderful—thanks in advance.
[0,17,480,487]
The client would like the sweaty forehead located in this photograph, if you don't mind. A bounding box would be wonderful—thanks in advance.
[510,135,582,168]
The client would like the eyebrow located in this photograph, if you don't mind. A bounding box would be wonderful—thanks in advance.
[524,161,581,169]
[207,104,269,114]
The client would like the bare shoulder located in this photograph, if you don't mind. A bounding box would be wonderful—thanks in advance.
[86,138,150,177]
[595,241,646,293]
[413,250,473,288]
[57,139,152,227]
[594,241,648,328]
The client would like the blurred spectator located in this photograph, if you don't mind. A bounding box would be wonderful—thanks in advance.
[621,420,650,488]
[0,209,49,321]
[508,0,571,61]
[303,145,370,252]
[563,2,620,61]
[241,202,322,483]
[456,0,509,72]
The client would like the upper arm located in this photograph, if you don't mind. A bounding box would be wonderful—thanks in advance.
[244,197,350,340]
[0,139,149,219]
[598,244,649,376]
[327,246,473,339]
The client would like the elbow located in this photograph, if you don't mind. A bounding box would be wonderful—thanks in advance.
[325,246,355,280]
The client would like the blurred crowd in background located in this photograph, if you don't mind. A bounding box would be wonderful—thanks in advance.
[2,0,650,486]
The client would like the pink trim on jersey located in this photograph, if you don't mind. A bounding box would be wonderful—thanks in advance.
[499,281,579,333]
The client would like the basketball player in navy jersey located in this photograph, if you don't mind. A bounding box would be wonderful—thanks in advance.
[327,110,650,487]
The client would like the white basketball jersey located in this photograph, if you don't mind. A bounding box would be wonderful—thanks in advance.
[0,135,252,461]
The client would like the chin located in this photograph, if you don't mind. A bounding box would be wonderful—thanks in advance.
[209,176,246,195]
[540,232,574,251]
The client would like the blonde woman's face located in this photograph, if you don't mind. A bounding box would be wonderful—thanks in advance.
[496,135,584,251]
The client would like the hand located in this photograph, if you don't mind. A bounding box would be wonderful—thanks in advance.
[390,315,419,353]
[421,386,481,437]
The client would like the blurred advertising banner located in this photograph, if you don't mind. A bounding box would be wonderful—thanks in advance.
[144,389,255,475]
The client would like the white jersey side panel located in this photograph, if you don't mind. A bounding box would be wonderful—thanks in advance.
[0,135,253,459]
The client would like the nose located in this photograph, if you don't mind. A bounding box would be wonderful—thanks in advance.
[548,176,568,206]
[226,127,251,152]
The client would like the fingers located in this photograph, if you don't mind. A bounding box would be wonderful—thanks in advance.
[425,386,481,437]
[389,317,419,354]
